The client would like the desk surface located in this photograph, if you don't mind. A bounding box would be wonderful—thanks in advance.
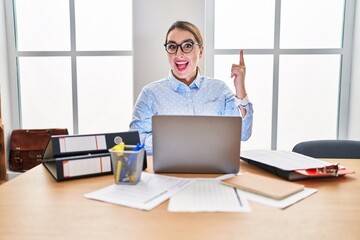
[0,158,359,240]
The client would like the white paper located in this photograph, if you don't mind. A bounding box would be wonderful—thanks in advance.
[237,187,318,209]
[241,150,333,171]
[168,178,251,213]
[84,172,193,211]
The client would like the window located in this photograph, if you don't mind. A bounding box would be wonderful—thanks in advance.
[214,0,275,49]
[15,0,70,51]
[6,0,355,151]
[9,0,133,134]
[214,54,273,150]
[211,0,353,151]
[277,55,340,150]
[18,57,73,130]
[280,0,344,49]
[76,56,133,134]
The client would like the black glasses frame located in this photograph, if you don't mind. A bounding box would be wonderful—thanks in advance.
[164,40,201,54]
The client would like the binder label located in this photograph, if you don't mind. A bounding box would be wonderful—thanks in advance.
[59,135,107,153]
[63,156,111,178]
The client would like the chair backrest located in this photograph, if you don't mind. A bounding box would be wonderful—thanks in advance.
[292,140,360,159]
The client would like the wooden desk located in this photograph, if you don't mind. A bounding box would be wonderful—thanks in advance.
[0,158,359,240]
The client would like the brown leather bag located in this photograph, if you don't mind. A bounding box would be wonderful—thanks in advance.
[9,129,68,171]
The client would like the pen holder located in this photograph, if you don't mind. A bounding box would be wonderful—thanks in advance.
[109,146,145,185]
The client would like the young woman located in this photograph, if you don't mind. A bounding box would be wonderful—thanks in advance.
[130,21,253,154]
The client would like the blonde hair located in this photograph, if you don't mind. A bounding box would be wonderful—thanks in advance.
[165,21,204,46]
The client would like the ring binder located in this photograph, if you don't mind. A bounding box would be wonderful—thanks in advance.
[42,131,147,181]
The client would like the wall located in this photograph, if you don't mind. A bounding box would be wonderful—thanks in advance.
[348,1,360,140]
[0,0,12,173]
[133,0,205,98]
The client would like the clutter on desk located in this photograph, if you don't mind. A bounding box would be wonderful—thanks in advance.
[42,131,147,181]
[109,142,145,185]
[84,151,356,212]
[84,171,318,212]
[241,150,355,181]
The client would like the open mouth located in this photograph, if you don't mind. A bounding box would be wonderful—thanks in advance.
[175,60,189,72]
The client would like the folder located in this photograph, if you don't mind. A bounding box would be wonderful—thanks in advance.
[43,131,142,158]
[42,153,112,181]
[240,150,355,181]
[42,131,148,181]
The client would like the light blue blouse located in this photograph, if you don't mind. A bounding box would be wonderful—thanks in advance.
[130,72,253,155]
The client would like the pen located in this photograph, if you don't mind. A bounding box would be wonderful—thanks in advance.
[120,156,129,182]
[116,160,122,183]
[128,143,145,166]
[113,142,125,154]
[113,142,125,183]
[133,143,145,151]
[127,144,145,183]
[128,143,144,167]
[144,190,168,204]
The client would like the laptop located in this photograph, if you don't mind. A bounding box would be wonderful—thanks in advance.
[152,115,242,174]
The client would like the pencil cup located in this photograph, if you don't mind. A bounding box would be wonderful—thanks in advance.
[109,146,145,185]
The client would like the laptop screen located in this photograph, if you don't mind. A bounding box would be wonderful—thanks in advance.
[152,115,242,173]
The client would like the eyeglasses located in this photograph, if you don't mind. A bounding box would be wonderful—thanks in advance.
[164,40,201,54]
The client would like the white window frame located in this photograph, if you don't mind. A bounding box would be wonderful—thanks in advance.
[5,0,133,134]
[205,0,356,149]
[5,0,356,146]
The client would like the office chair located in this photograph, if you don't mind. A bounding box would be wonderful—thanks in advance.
[292,140,360,159]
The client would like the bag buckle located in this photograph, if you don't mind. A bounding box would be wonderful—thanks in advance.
[36,155,43,162]
[15,147,22,163]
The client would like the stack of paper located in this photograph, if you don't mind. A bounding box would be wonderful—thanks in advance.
[168,178,251,212]
[84,172,193,211]
[85,172,318,211]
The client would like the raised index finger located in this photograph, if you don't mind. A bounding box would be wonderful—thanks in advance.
[239,49,245,66]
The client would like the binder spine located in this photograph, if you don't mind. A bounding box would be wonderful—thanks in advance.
[241,157,292,180]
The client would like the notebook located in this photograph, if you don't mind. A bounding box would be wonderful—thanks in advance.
[221,172,305,200]
[152,115,242,173]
